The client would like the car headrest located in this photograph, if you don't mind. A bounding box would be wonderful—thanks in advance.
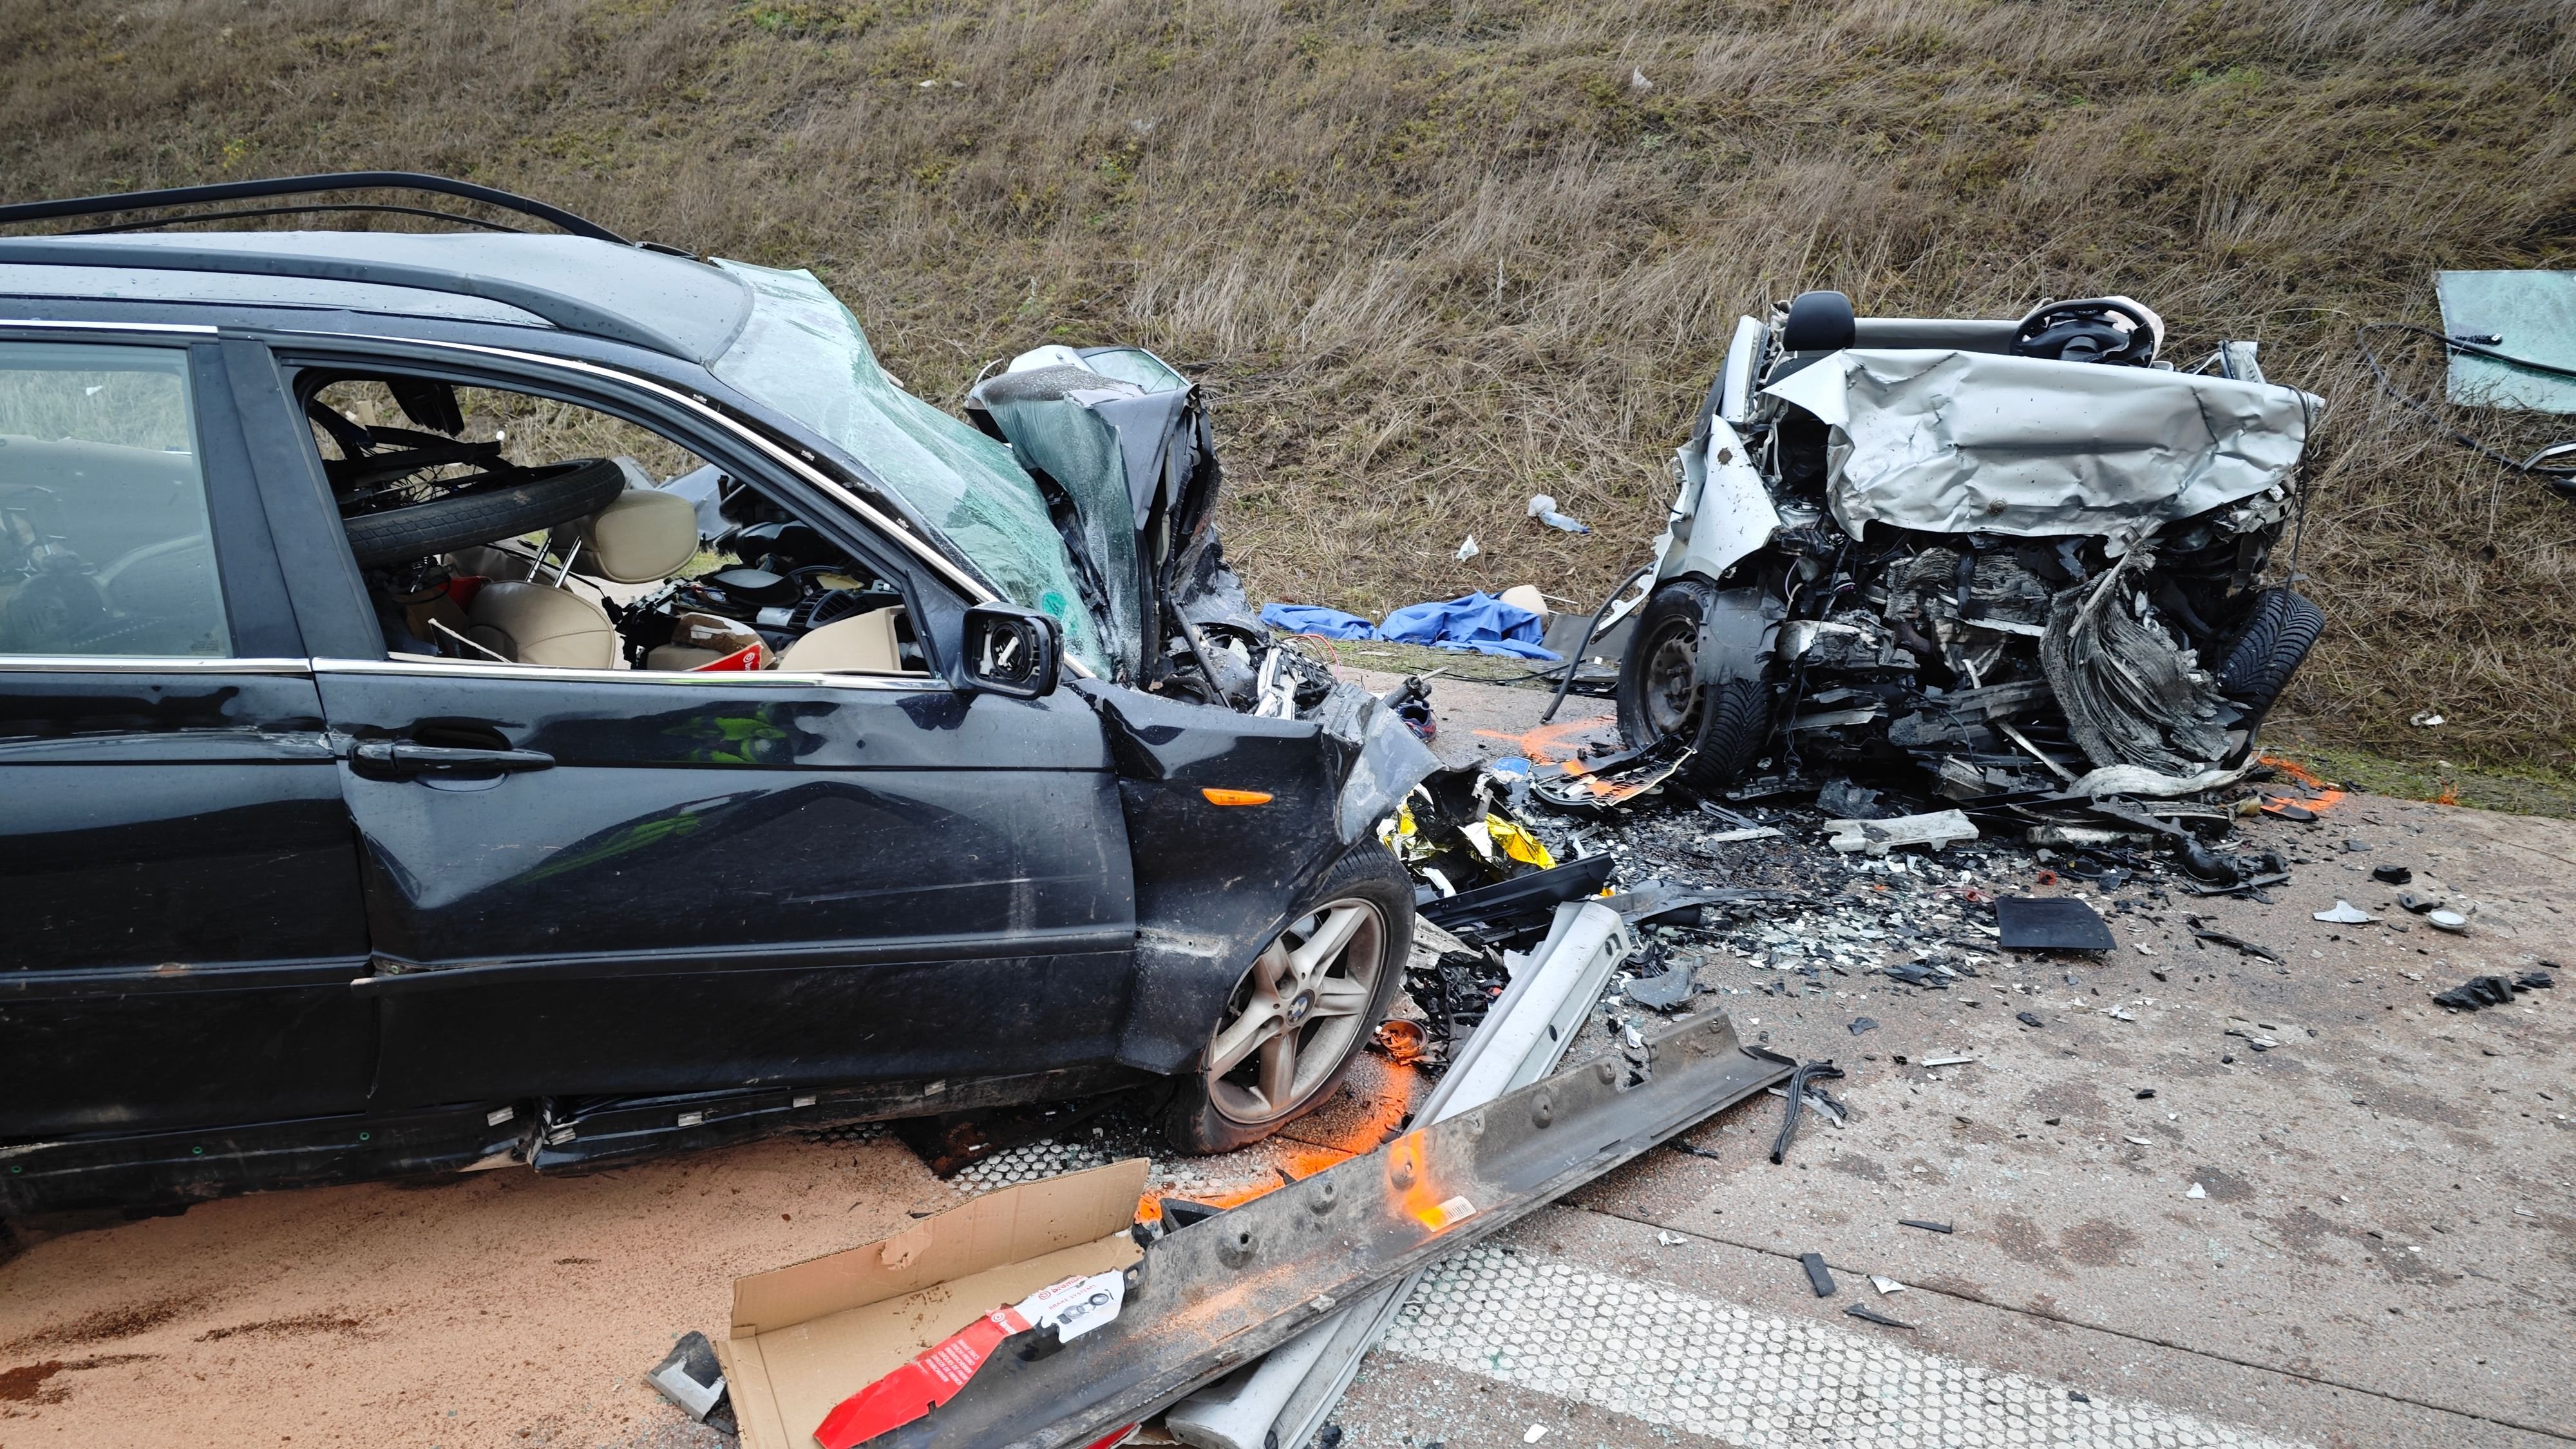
[573,486,699,584]
[1782,290,1857,352]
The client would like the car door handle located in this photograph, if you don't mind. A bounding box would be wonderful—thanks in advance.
[349,739,555,775]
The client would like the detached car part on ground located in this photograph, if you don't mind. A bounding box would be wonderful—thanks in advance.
[0,174,1436,1217]
[1590,290,2325,806]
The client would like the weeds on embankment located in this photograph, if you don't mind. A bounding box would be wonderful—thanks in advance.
[3,0,2568,772]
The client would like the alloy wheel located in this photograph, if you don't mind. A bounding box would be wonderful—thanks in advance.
[1202,898,1388,1126]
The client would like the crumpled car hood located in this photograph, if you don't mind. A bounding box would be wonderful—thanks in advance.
[1764,348,2323,542]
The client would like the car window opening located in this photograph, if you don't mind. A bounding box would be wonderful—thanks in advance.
[299,374,927,677]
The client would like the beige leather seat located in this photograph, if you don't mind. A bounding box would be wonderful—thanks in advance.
[776,609,902,673]
[569,486,699,584]
[459,486,697,668]
[467,580,618,668]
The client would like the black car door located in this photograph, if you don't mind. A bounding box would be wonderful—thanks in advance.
[0,330,375,1141]
[240,345,1139,1108]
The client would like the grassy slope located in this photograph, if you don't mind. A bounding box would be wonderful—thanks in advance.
[3,0,2570,774]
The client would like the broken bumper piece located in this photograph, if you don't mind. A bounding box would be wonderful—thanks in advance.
[867,1010,1790,1448]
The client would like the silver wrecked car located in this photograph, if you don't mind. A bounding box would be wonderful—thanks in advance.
[1589,290,2325,800]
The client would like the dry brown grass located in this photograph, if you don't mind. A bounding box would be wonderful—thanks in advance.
[2,0,2570,768]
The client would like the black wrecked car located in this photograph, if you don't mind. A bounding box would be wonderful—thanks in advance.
[0,174,1434,1218]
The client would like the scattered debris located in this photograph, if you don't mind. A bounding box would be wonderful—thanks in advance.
[1995,896,2116,952]
[1919,1054,1978,1069]
[2016,1011,2045,1028]
[1656,1231,1689,1247]
[1770,1061,1851,1164]
[1524,1424,1551,1444]
[2192,926,2283,962]
[1848,1016,1881,1036]
[1526,493,1590,533]
[1844,1305,1915,1330]
[2224,1018,2283,1050]
[1457,535,1480,562]
[2186,1183,2208,1199]
[1623,958,1698,1010]
[1825,810,1978,857]
[1800,1253,1838,1297]
[1899,1220,1955,1235]
[2314,900,2379,925]
[2432,972,2552,1011]
[2123,1135,2152,1146]
[2410,710,2445,728]
[1868,1275,1908,1295]
[2372,864,2414,885]
[2398,893,2441,914]
[644,1331,737,1435]
[2427,909,2469,934]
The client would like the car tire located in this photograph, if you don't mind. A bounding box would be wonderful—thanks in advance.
[341,457,627,567]
[1615,578,1773,791]
[1160,844,1413,1157]
[2215,587,2324,718]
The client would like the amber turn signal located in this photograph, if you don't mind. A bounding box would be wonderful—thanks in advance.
[1200,788,1273,806]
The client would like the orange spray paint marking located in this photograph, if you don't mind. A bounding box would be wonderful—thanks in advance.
[1473,715,1616,768]
[2257,755,2347,815]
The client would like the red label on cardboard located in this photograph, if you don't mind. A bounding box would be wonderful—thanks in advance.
[809,1271,1124,1448]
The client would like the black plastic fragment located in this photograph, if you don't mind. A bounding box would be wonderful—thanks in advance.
[1625,962,1698,1010]
[1418,854,1618,939]
[2371,864,2414,885]
[2016,1010,2045,1028]
[1848,1016,1880,1036]
[644,1330,738,1434]
[2432,972,2550,1010]
[1769,1060,1849,1164]
[1996,896,2116,952]
[1845,1305,1914,1329]
[1899,1219,1953,1234]
[2190,928,2282,963]
[1801,1252,1837,1297]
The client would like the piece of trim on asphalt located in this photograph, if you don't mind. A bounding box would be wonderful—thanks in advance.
[1899,1218,1954,1233]
[1800,1253,1837,1297]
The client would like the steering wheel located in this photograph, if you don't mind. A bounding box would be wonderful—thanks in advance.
[2014,297,2161,366]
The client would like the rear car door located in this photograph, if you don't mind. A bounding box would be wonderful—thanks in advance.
[0,329,375,1142]
[239,343,1139,1110]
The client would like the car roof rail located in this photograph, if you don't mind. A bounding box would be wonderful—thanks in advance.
[0,171,641,247]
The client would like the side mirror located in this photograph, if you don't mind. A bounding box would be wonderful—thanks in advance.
[960,603,1061,698]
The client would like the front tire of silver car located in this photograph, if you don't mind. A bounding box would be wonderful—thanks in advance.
[1161,844,1412,1155]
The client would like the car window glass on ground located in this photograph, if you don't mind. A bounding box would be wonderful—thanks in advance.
[0,340,229,658]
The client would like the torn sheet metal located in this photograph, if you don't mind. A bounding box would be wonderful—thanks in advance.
[2038,554,2233,773]
[1168,901,1642,1449]
[2437,270,2576,413]
[1823,810,1976,856]
[1761,349,2321,542]
[882,1012,1789,1449]
[969,347,1202,679]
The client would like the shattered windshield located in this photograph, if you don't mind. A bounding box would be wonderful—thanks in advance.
[706,260,1107,674]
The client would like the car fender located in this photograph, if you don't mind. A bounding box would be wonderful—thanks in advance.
[1653,413,1781,590]
[1073,681,1433,1076]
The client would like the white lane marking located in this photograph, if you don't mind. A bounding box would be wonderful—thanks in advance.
[1381,1245,2309,1448]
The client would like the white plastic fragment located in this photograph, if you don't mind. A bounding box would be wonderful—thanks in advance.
[1869,1274,1907,1294]
[2314,900,2378,925]
[1526,1426,1551,1444]
[1919,1054,1978,1068]
[2410,710,2445,727]
[1824,810,1978,857]
[2427,909,2468,933]
[1656,1231,1687,1247]
[1456,535,1481,562]
[2124,1135,2152,1146]
[2186,1182,2208,1199]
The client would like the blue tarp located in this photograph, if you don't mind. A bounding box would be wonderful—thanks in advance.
[1381,592,1560,659]
[1263,594,1561,659]
[1260,603,1381,639]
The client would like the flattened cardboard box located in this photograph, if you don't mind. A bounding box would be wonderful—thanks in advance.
[715,1158,1150,1449]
